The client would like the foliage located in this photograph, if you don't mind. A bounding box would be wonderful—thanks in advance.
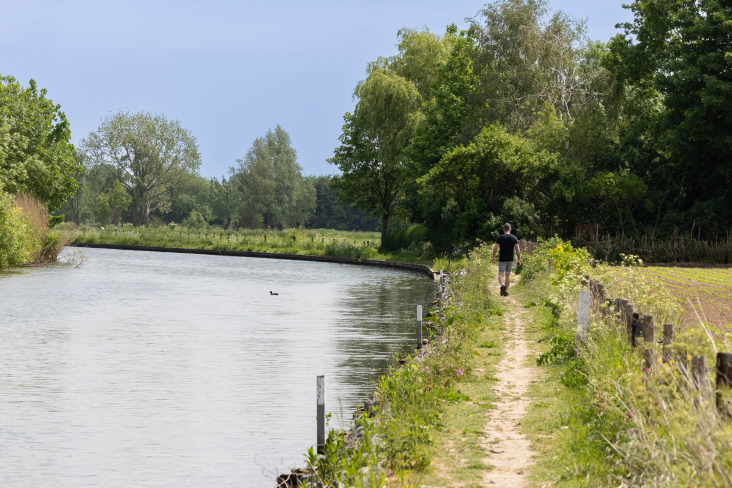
[380,223,428,253]
[523,236,732,485]
[329,69,422,244]
[231,125,315,229]
[0,189,34,269]
[605,0,732,237]
[419,124,555,243]
[306,175,379,231]
[301,242,500,487]
[95,180,131,226]
[81,111,201,227]
[0,190,70,269]
[0,75,80,210]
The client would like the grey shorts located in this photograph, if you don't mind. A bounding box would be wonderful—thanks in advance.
[498,261,514,273]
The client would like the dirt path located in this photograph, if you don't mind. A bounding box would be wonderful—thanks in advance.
[480,285,543,487]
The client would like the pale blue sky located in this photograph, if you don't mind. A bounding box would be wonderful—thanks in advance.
[1,0,632,178]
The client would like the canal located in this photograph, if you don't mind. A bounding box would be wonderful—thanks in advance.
[0,248,436,487]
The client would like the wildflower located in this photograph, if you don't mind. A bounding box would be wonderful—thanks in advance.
[455,368,464,377]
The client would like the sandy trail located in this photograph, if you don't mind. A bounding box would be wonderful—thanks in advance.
[481,286,543,487]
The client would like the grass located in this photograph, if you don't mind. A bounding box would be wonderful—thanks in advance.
[517,240,732,487]
[296,243,500,487]
[65,223,468,269]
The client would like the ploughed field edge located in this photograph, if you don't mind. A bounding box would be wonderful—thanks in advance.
[69,242,438,280]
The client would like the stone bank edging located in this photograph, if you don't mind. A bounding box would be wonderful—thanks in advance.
[69,242,438,280]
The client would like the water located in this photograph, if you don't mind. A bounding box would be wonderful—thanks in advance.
[0,248,436,487]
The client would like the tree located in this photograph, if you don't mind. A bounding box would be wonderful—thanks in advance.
[233,135,276,229]
[605,0,732,236]
[329,69,422,244]
[210,176,241,230]
[232,125,312,229]
[0,75,80,210]
[82,111,201,226]
[98,180,131,225]
[306,176,378,230]
[420,125,555,242]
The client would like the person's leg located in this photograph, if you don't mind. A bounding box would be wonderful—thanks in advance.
[497,271,505,286]
[503,261,514,295]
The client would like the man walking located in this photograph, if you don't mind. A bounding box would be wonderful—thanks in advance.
[492,223,521,297]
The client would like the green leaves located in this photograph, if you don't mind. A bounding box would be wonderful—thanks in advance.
[0,75,79,210]
[329,70,422,242]
[82,111,201,227]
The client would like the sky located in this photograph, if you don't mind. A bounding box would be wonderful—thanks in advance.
[1,0,632,179]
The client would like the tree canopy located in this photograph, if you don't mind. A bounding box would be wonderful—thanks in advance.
[0,75,79,210]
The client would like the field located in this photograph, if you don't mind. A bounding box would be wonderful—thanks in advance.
[65,224,458,268]
[644,266,732,333]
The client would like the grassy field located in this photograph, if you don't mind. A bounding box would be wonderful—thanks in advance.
[65,224,460,269]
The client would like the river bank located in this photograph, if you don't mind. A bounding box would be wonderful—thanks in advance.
[286,239,732,487]
[69,242,438,280]
[67,225,455,270]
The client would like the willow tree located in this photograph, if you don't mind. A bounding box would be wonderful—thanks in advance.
[82,111,201,226]
[329,69,422,244]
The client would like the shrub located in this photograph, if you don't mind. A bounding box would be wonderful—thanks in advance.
[0,190,34,269]
[323,241,378,260]
[381,224,428,252]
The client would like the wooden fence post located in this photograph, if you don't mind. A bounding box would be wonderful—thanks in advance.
[317,375,326,454]
[716,352,732,416]
[631,312,642,348]
[642,314,655,368]
[417,305,423,349]
[622,301,633,344]
[663,324,674,364]
[576,290,591,349]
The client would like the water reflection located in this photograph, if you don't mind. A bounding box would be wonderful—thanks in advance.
[0,248,435,487]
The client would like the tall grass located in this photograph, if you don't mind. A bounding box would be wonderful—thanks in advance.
[0,191,69,269]
[69,224,437,264]
[520,240,732,486]
[15,194,71,264]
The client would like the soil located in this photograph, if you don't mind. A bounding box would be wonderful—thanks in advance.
[645,267,732,329]
[480,283,544,487]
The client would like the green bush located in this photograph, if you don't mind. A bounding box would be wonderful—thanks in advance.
[323,240,378,260]
[0,191,35,269]
[381,224,428,252]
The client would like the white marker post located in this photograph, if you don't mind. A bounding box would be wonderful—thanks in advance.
[576,290,591,348]
[317,375,326,454]
[439,270,444,301]
[417,305,423,349]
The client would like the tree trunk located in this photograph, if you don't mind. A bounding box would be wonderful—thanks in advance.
[380,212,389,249]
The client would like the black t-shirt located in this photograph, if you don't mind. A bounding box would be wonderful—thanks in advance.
[496,233,519,262]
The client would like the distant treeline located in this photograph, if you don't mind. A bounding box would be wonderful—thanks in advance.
[60,119,377,232]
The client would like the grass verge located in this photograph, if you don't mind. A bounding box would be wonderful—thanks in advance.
[66,224,465,269]
[519,240,732,487]
[291,243,499,487]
